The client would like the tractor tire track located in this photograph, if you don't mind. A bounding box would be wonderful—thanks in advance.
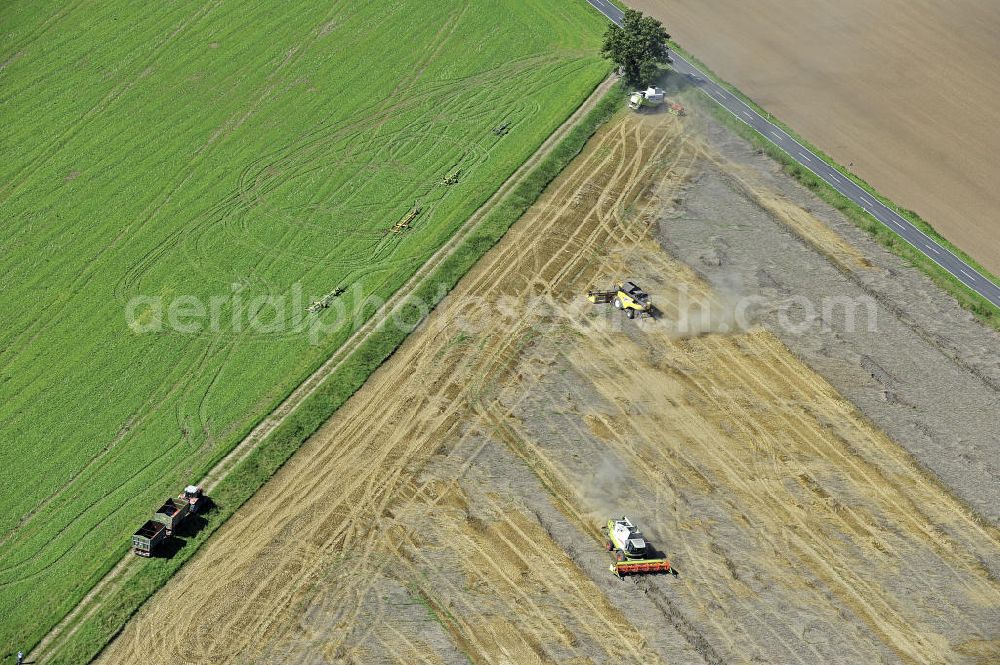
[30,74,618,665]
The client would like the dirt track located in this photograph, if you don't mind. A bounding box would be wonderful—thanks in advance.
[99,110,999,664]
[632,0,1000,275]
[29,75,621,665]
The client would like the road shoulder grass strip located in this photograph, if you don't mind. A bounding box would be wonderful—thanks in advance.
[47,86,623,665]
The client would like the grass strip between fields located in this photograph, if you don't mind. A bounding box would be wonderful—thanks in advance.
[46,86,623,665]
[663,42,1000,330]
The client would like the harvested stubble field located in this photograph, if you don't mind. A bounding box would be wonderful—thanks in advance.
[99,105,1000,664]
[0,0,609,653]
[631,0,1000,275]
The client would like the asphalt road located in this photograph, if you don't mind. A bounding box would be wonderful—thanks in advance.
[585,0,1000,309]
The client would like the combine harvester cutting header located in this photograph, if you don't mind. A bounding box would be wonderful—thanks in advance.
[603,516,673,577]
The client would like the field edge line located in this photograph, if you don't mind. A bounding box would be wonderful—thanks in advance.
[31,74,623,665]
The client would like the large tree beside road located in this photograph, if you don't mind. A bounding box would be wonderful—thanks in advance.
[600,8,671,87]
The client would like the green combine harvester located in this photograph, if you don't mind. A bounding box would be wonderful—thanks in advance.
[602,516,672,577]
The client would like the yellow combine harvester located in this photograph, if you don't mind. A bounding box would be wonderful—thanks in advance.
[603,516,672,577]
[587,280,652,319]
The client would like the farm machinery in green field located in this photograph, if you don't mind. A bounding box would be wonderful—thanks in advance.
[131,485,205,557]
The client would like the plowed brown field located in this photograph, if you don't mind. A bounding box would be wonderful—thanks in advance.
[98,110,999,664]
[633,0,1000,275]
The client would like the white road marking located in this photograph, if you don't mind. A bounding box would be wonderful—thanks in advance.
[961,269,978,282]
[742,110,752,119]
[770,129,782,139]
[927,243,942,255]
[829,172,842,183]
[798,152,812,162]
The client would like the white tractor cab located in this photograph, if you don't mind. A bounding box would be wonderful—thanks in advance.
[628,86,665,111]
[182,485,204,513]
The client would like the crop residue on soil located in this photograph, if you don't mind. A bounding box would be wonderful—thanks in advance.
[99,110,999,664]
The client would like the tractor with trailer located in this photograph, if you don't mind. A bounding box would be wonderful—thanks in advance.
[603,516,672,577]
[587,280,652,319]
[131,486,205,556]
[131,520,167,557]
[154,497,189,535]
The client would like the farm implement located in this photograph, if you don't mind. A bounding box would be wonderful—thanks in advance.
[627,87,685,117]
[628,86,664,111]
[309,287,346,313]
[587,280,652,320]
[439,169,461,186]
[603,516,673,577]
[392,206,421,234]
[131,486,205,557]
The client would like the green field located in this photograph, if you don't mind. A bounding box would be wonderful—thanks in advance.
[0,0,607,653]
